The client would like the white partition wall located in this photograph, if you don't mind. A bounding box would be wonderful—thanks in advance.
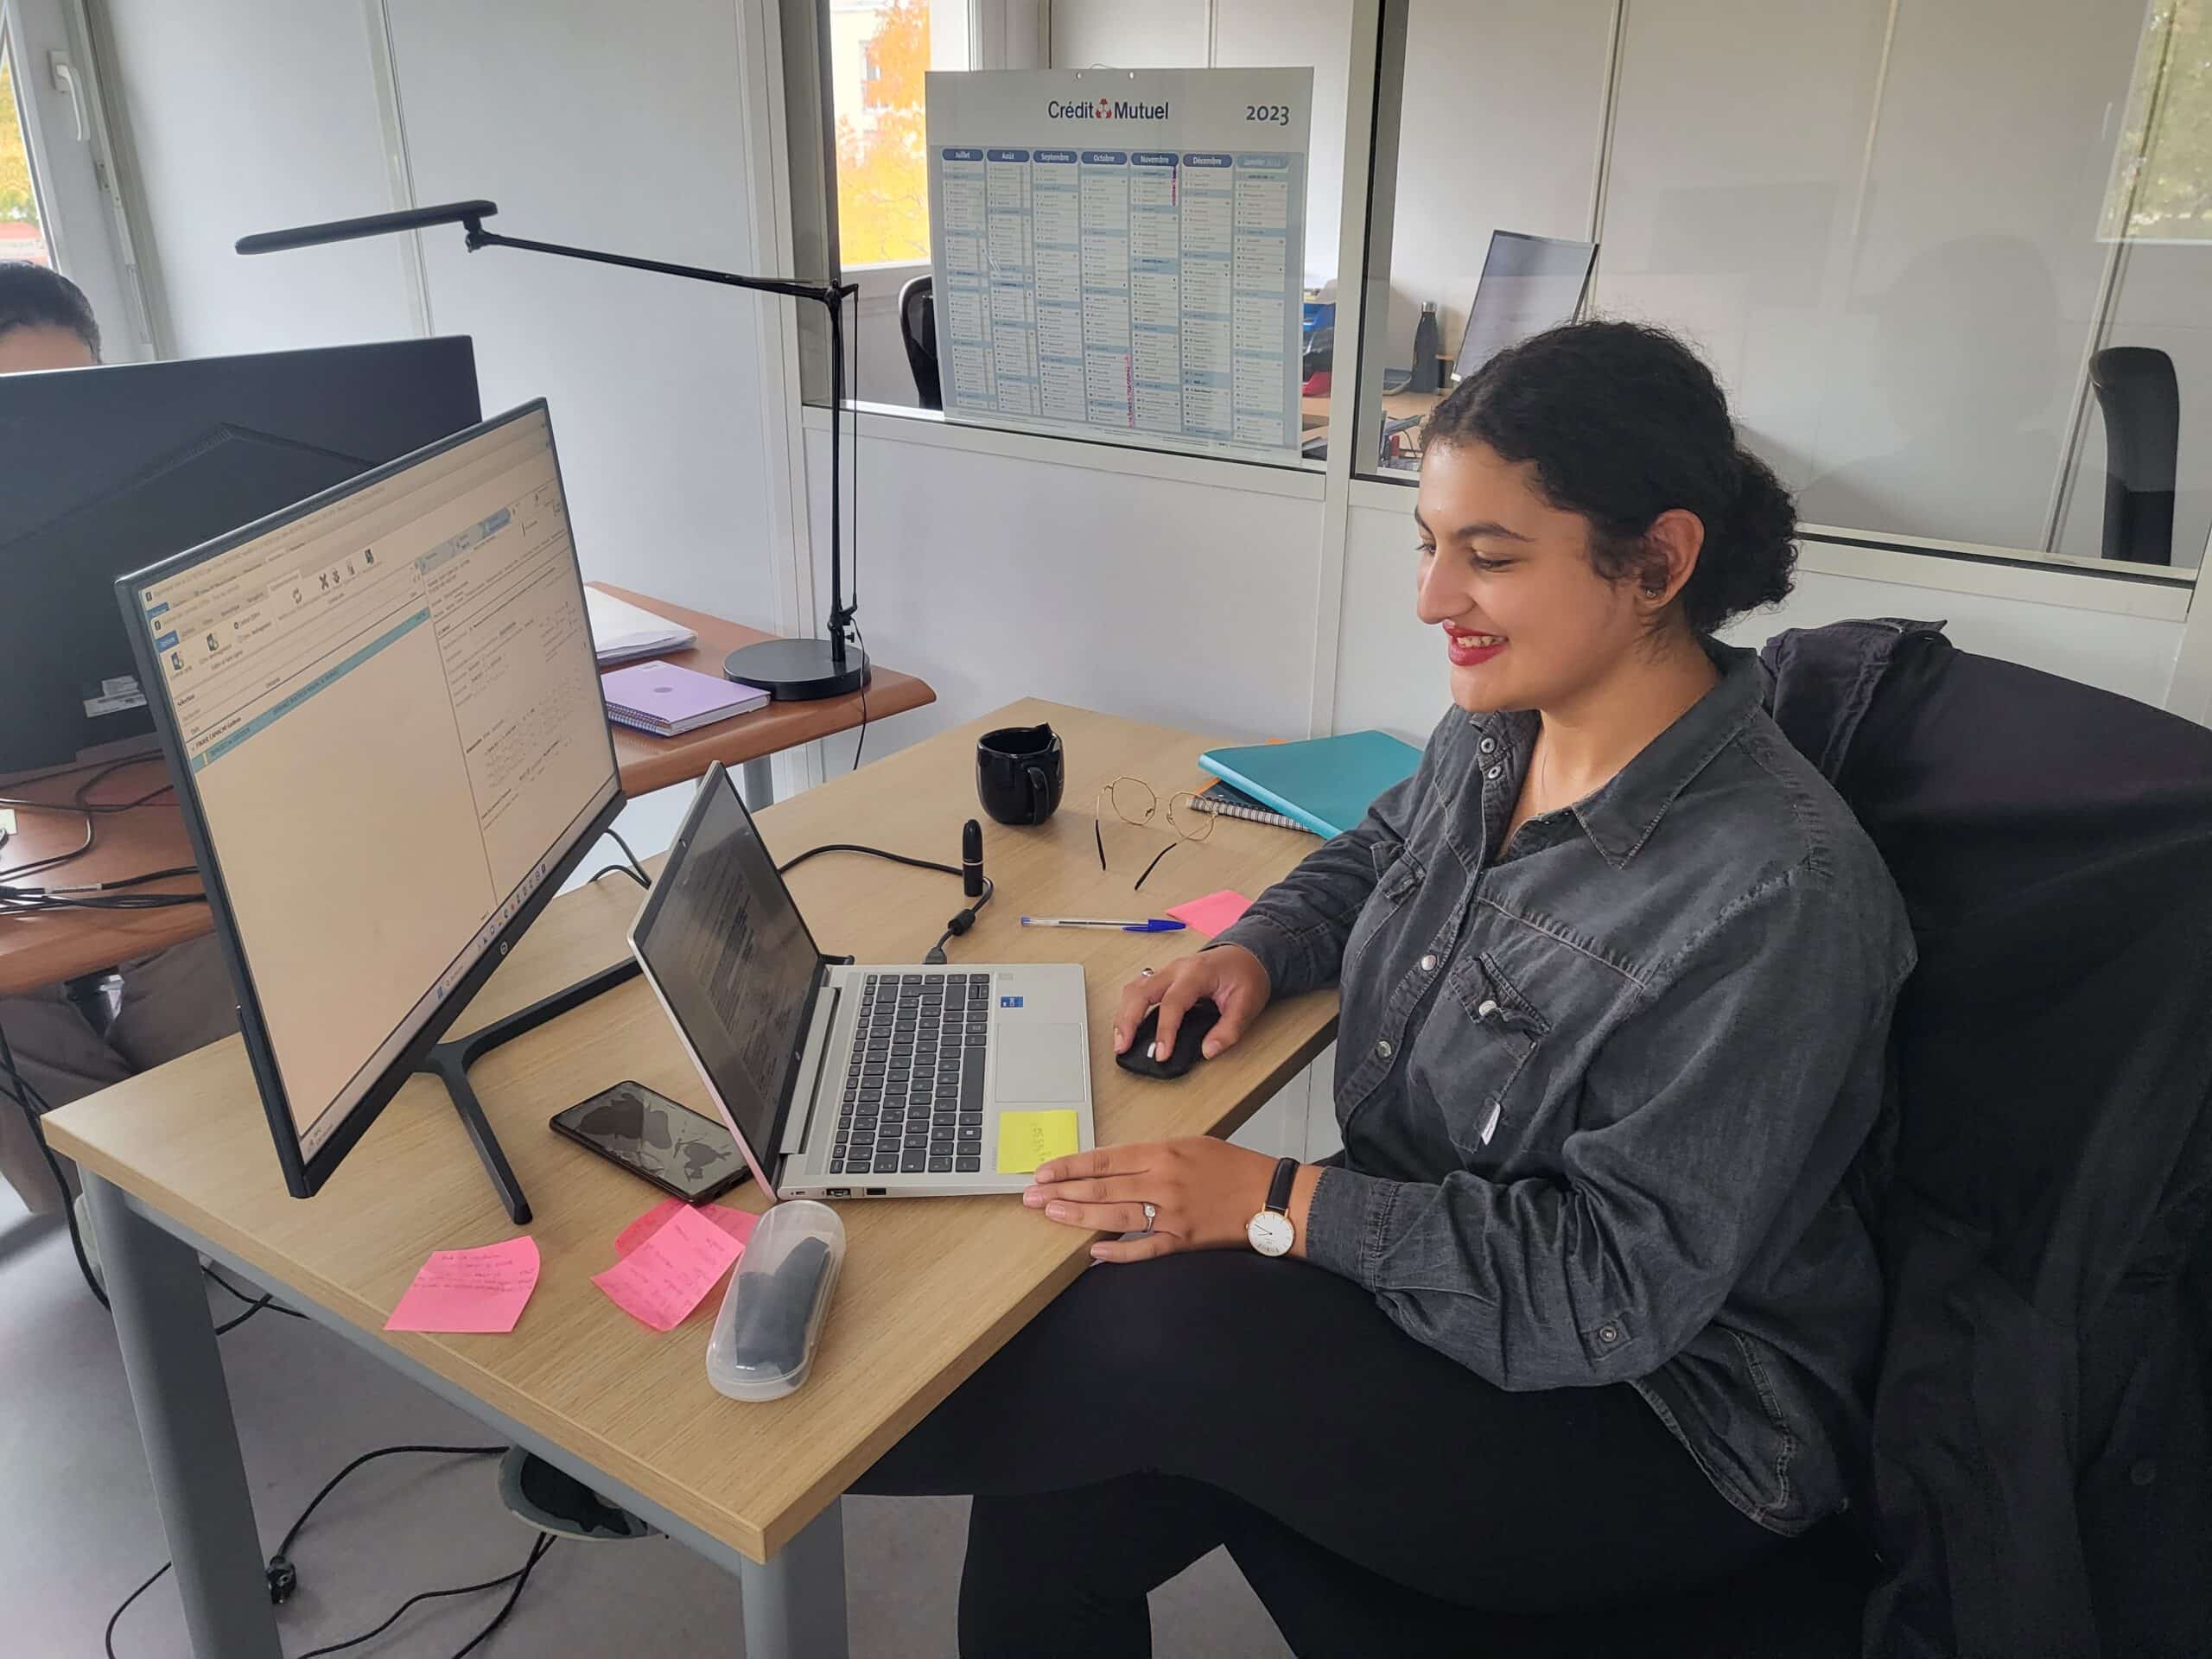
[97,0,416,357]
[800,414,1330,769]
[1375,0,1615,372]
[383,0,780,626]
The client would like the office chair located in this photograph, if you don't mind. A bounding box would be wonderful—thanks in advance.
[2088,345,2177,565]
[898,274,942,411]
[1273,625,2212,1656]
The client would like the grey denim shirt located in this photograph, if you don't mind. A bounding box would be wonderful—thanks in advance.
[1216,646,1916,1535]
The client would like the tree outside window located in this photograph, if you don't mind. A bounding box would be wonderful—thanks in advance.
[1,44,53,266]
[2103,0,2212,242]
[833,0,931,267]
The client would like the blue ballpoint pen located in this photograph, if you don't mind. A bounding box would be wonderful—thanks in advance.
[1019,916,1188,932]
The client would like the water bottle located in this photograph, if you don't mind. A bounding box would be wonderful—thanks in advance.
[1410,301,1442,392]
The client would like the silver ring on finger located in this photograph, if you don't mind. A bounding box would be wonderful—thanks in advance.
[1140,967,1157,978]
[1140,1202,1157,1235]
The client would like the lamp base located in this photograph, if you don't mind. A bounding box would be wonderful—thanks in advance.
[723,637,870,701]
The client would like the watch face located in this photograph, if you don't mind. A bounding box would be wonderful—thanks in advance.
[1247,1211,1294,1257]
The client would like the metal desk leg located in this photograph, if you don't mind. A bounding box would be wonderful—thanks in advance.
[739,754,775,810]
[85,1173,282,1659]
[740,1498,849,1659]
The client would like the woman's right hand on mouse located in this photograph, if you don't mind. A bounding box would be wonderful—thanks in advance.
[1114,945,1272,1063]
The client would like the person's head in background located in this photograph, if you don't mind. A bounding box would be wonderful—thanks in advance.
[1414,320,1796,719]
[0,260,101,373]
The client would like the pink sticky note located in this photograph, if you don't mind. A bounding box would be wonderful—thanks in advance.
[592,1203,747,1332]
[614,1197,759,1259]
[1166,889,1253,939]
[385,1236,541,1334]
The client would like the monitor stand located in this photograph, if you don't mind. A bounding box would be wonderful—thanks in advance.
[416,957,643,1224]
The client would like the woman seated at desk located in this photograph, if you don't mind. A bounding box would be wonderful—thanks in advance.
[854,321,1916,1653]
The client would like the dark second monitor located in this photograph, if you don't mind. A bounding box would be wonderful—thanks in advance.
[1453,231,1599,384]
[0,337,481,778]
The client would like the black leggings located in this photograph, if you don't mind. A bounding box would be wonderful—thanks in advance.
[853,1250,1785,1656]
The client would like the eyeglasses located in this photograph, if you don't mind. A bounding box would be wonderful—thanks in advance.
[1095,775,1216,889]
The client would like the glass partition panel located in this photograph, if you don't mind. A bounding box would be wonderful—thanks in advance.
[1353,0,2209,574]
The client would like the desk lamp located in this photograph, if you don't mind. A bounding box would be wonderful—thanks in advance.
[236,200,866,700]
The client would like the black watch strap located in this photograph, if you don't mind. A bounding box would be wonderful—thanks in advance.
[1265,1156,1299,1216]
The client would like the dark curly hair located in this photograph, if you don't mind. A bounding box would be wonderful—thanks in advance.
[1422,321,1795,638]
[0,260,100,360]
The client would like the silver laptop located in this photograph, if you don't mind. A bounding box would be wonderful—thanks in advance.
[628,763,1095,1200]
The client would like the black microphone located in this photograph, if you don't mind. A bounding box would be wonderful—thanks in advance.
[962,819,984,899]
[236,200,499,256]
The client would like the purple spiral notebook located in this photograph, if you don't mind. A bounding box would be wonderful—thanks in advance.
[599,658,768,737]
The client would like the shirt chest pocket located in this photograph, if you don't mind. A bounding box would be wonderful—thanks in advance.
[1414,950,1550,1159]
[1344,839,1426,982]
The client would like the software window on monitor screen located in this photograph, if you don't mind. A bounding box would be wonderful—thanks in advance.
[136,410,616,1160]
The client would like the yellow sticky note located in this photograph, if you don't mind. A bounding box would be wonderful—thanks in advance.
[996,1109,1080,1175]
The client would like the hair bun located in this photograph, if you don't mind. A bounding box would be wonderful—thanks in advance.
[1681,448,1796,634]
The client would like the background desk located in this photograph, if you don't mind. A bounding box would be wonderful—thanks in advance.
[588,585,933,798]
[0,600,934,996]
[1299,386,1446,455]
[48,698,1339,1657]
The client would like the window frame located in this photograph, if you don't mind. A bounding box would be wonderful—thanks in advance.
[2,0,150,361]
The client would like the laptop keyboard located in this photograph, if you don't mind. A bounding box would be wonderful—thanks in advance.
[830,971,991,1178]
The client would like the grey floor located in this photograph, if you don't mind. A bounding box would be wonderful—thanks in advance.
[0,1180,1290,1657]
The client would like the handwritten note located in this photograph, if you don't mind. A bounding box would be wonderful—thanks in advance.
[613,1197,759,1259]
[385,1236,541,1333]
[592,1203,747,1332]
[997,1109,1081,1174]
[1166,889,1253,939]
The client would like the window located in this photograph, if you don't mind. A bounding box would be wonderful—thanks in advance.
[1351,0,2209,575]
[0,30,51,266]
[2103,0,2212,243]
[0,0,146,360]
[831,0,944,269]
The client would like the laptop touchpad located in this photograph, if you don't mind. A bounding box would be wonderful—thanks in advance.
[995,1024,1084,1103]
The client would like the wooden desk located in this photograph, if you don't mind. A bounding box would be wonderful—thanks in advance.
[48,699,1338,1658]
[0,757,206,994]
[590,585,935,798]
[0,598,934,996]
[1299,386,1447,444]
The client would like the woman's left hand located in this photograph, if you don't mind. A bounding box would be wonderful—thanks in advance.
[1024,1137,1283,1262]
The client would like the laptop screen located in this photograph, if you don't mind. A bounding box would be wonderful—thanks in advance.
[632,768,824,1160]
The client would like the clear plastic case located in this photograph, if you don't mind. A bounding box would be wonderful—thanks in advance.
[705,1199,846,1402]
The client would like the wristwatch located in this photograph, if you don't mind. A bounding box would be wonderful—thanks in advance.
[1247,1156,1300,1257]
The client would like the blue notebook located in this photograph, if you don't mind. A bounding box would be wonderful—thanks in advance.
[1198,730,1422,840]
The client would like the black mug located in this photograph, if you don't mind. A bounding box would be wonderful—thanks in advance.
[976,723,1065,826]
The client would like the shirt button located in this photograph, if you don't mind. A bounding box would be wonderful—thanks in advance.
[1419,954,1437,973]
[1375,1039,1394,1059]
[1599,1324,1620,1344]
[1484,765,1503,781]
[1478,736,1497,755]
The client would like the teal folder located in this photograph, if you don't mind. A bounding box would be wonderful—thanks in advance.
[1197,730,1422,840]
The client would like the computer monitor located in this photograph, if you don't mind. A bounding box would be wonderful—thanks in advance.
[118,402,621,1199]
[1452,231,1599,383]
[0,337,481,778]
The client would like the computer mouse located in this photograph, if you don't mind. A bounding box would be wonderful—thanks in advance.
[1116,998,1222,1080]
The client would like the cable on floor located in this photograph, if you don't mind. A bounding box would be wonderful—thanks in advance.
[104,1443,532,1659]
